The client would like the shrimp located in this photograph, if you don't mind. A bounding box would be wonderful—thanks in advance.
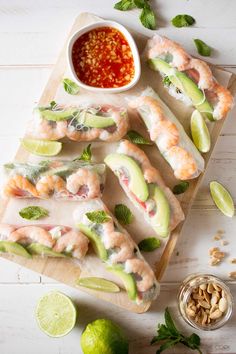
[153,120,179,149]
[53,230,89,259]
[166,146,198,180]
[125,258,156,292]
[66,168,101,199]
[66,127,100,141]
[146,35,191,71]
[102,219,115,235]
[4,175,39,197]
[9,226,54,248]
[187,58,214,90]
[103,231,135,263]
[36,175,68,198]
[99,109,129,142]
[28,119,67,140]
[211,82,234,120]
[0,224,16,240]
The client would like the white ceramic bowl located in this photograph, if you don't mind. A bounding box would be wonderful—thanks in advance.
[67,20,141,93]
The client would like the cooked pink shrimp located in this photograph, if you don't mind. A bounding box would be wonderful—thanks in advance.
[187,58,214,90]
[28,119,67,140]
[102,219,115,235]
[66,127,100,141]
[129,96,166,127]
[53,230,89,259]
[146,35,191,71]
[153,120,179,149]
[211,82,234,120]
[125,258,156,292]
[66,168,101,199]
[36,175,68,198]
[103,231,134,263]
[99,109,129,142]
[4,175,39,197]
[9,226,54,248]
[166,146,198,180]
[0,224,16,240]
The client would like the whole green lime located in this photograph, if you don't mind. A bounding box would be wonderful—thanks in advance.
[81,318,129,354]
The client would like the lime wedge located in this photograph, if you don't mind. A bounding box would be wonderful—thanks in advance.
[35,291,77,337]
[77,277,120,293]
[191,110,211,153]
[210,181,234,217]
[21,139,62,156]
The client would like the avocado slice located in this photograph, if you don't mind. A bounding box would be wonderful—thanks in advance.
[37,107,78,121]
[107,264,137,301]
[105,153,149,202]
[79,112,115,128]
[27,243,66,257]
[148,58,214,121]
[77,223,108,261]
[148,184,170,238]
[0,241,31,259]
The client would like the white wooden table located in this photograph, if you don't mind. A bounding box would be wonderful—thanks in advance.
[0,1,236,353]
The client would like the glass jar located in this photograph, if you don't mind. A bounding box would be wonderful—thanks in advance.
[178,273,233,331]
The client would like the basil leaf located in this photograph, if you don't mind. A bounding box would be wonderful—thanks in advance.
[114,0,135,10]
[19,206,49,220]
[138,237,161,252]
[140,6,156,30]
[173,181,189,195]
[114,204,133,225]
[73,144,92,162]
[127,130,152,145]
[194,39,211,57]
[171,14,195,28]
[86,210,111,224]
[62,78,80,95]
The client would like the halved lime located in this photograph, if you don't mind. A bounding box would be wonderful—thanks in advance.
[191,110,211,153]
[35,291,77,337]
[21,139,62,156]
[210,181,234,217]
[77,277,120,293]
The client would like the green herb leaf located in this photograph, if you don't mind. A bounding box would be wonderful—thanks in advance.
[138,237,161,252]
[114,204,133,225]
[134,0,148,8]
[62,78,80,95]
[19,206,49,220]
[50,101,57,109]
[156,339,180,354]
[4,163,15,170]
[73,144,92,162]
[86,210,111,224]
[114,0,135,11]
[183,333,201,350]
[194,39,211,57]
[162,76,172,87]
[140,6,156,29]
[171,14,195,28]
[164,308,179,336]
[127,130,152,145]
[173,181,189,195]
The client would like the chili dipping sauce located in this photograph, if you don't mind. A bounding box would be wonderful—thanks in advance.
[72,27,135,88]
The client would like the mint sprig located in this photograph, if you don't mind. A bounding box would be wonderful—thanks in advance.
[62,78,80,95]
[151,308,202,354]
[19,206,49,220]
[73,144,92,162]
[86,210,111,224]
[114,204,133,225]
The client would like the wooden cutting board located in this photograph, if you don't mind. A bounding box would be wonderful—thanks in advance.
[0,12,235,313]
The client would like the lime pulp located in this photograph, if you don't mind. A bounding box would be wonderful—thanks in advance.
[191,110,211,153]
[21,138,62,156]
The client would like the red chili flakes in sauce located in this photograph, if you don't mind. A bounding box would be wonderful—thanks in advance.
[72,27,135,88]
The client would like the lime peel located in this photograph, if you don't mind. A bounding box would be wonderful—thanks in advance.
[191,110,211,153]
[21,139,62,156]
[210,181,234,217]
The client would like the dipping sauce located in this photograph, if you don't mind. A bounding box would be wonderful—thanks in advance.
[72,27,135,88]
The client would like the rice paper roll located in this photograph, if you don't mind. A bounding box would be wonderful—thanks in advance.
[26,103,129,142]
[129,87,205,180]
[105,139,184,238]
[0,223,89,260]
[73,199,159,304]
[3,160,106,201]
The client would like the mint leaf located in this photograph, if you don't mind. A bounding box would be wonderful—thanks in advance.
[173,181,189,195]
[73,144,92,162]
[134,0,148,8]
[114,204,133,225]
[156,339,180,354]
[86,210,111,224]
[162,76,172,87]
[19,206,49,220]
[138,237,161,252]
[127,130,152,145]
[62,78,80,95]
[140,6,156,29]
[171,14,195,28]
[114,0,135,10]
[164,308,179,336]
[50,101,57,109]
[194,39,211,57]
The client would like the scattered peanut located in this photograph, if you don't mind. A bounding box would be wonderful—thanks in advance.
[208,246,226,266]
[229,271,236,279]
[230,258,236,264]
